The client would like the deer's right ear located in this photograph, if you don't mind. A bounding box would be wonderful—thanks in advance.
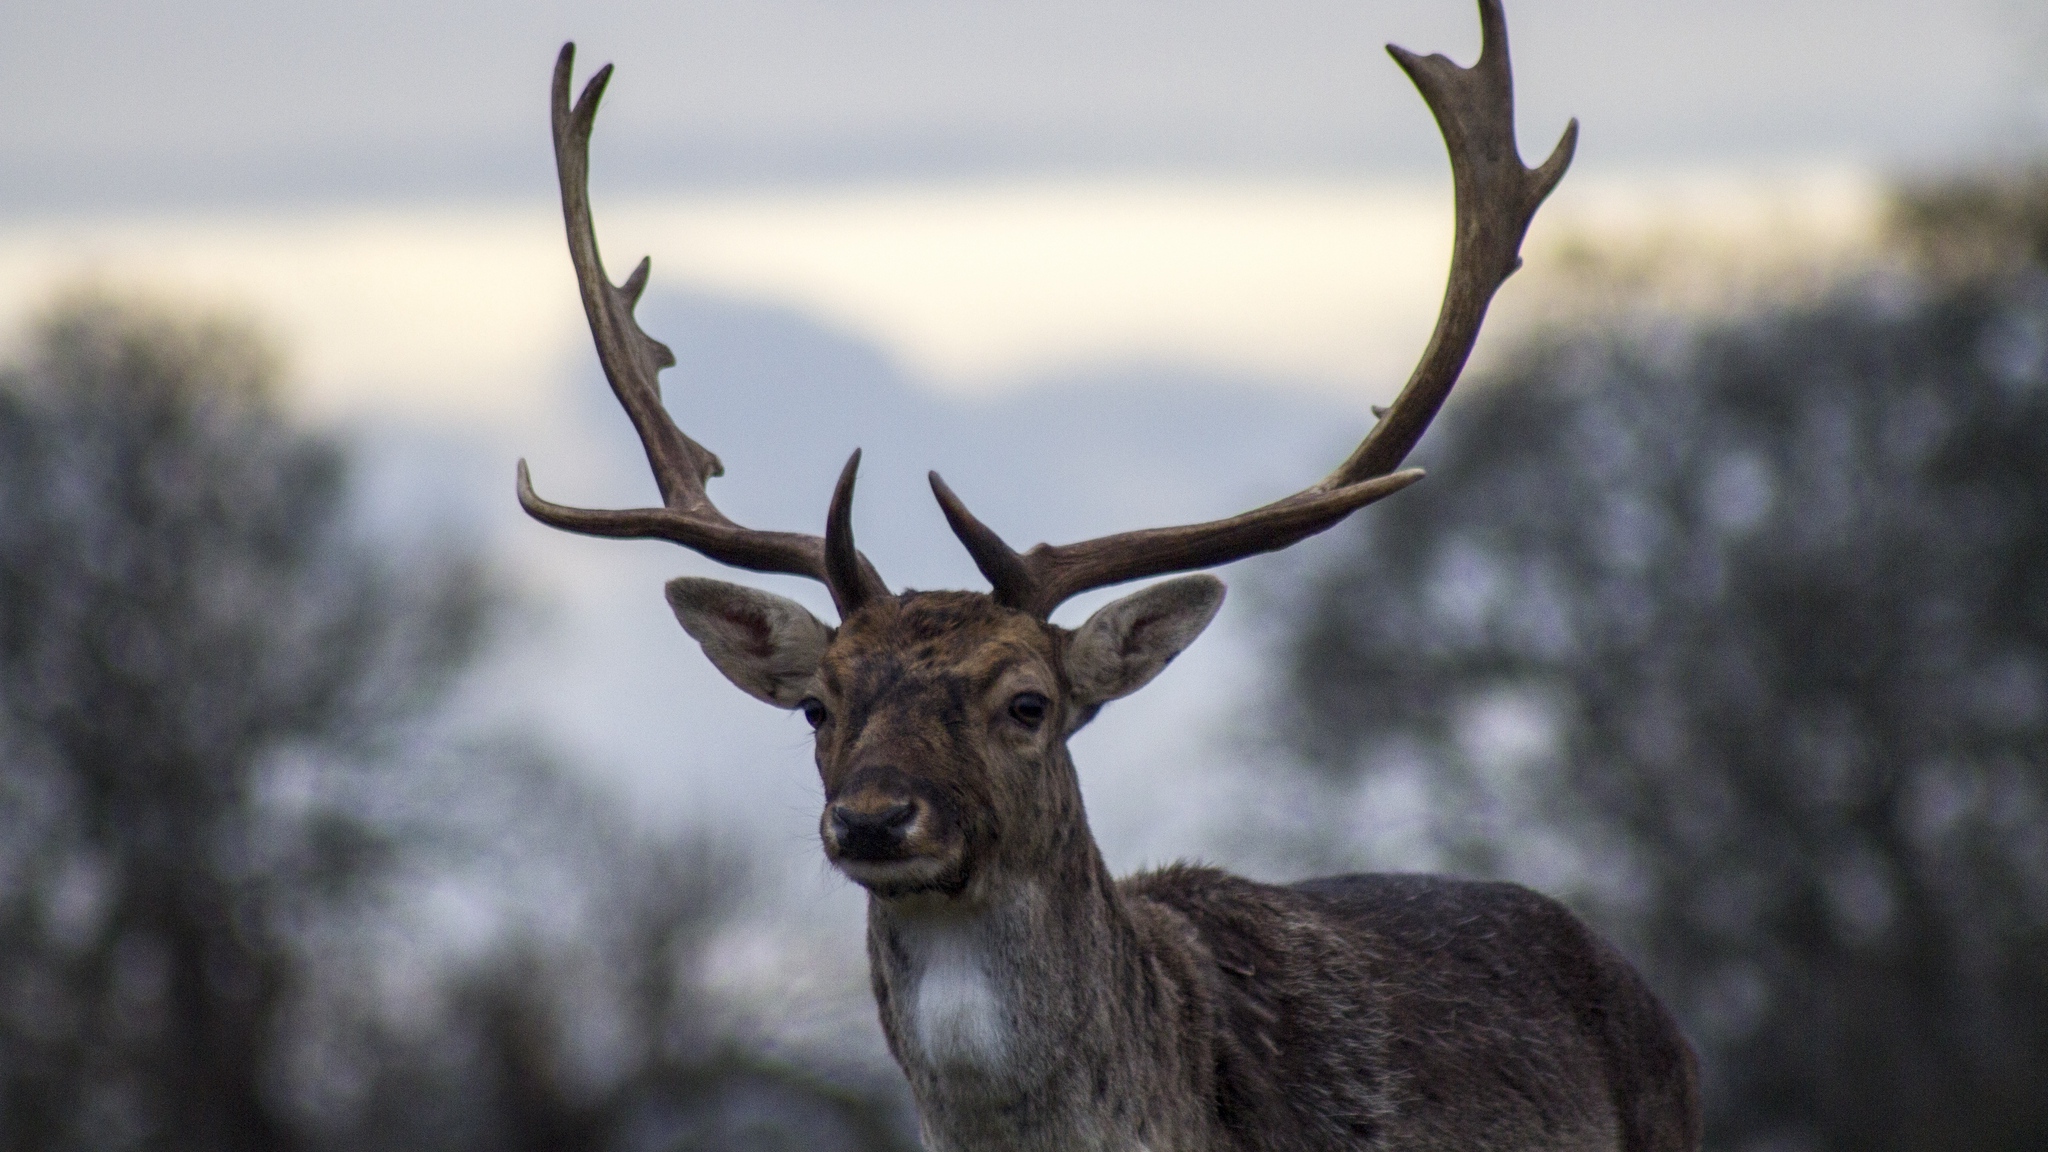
[665,577,832,708]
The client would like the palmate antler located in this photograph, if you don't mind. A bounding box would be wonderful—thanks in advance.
[931,0,1576,618]
[520,0,1573,623]
[515,45,889,618]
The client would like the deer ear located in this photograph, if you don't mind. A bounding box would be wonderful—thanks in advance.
[1066,574,1225,707]
[665,577,832,708]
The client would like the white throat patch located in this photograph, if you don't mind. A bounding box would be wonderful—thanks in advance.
[899,916,1010,1071]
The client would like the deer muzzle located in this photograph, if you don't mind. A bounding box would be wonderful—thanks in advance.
[821,780,966,894]
[829,799,918,859]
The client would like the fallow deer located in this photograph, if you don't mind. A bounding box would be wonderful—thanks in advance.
[518,3,1701,1149]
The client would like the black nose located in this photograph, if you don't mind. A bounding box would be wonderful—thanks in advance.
[830,801,917,859]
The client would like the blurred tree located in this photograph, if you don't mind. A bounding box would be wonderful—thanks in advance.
[291,747,917,1152]
[0,294,492,1150]
[0,292,916,1152]
[1270,175,2048,1152]
[1894,164,2048,282]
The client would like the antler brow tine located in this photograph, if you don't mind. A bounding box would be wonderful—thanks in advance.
[516,43,887,615]
[934,0,1574,619]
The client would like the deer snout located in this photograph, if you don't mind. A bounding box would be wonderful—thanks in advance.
[826,797,921,860]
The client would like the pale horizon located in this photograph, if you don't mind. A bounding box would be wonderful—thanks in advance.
[0,164,1886,425]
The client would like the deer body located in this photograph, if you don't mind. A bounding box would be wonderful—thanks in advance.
[799,592,1695,1152]
[873,866,1692,1152]
[872,844,1687,1147]
[519,3,1703,1148]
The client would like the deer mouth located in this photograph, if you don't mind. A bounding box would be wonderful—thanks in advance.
[833,851,968,898]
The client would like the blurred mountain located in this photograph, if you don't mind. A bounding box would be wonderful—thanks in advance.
[635,290,1371,587]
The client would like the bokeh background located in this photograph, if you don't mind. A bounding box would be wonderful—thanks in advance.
[2,1,2045,1149]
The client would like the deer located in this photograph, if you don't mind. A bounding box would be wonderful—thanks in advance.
[516,3,1701,1149]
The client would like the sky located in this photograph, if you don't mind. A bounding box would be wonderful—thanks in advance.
[3,0,2040,1046]
[2,0,2040,209]
[1,1,2029,413]
[0,0,1955,418]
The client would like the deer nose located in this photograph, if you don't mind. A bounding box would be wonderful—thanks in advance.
[829,800,918,858]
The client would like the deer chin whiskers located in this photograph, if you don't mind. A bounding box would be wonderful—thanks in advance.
[834,852,964,896]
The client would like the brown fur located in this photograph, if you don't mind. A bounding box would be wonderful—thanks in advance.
[792,592,1701,1152]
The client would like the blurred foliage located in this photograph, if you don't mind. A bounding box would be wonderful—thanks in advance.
[285,747,915,1152]
[1270,170,2048,1152]
[1893,164,2048,283]
[0,294,913,1152]
[0,293,490,1150]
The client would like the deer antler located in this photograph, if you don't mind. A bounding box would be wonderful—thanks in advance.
[516,44,889,618]
[931,0,1576,619]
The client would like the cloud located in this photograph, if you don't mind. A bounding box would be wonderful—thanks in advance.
[0,169,1883,422]
[0,1,2024,209]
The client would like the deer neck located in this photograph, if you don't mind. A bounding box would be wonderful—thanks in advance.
[863,774,1208,1151]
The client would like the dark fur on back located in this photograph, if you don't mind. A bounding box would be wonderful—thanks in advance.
[1124,867,1701,1152]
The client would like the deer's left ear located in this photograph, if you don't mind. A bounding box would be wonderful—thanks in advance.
[1066,574,1225,707]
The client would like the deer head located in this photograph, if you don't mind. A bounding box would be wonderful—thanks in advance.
[518,0,1575,901]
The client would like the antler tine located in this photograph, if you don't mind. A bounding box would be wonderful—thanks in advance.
[933,0,1571,619]
[930,468,1425,618]
[825,451,880,618]
[1330,0,1576,486]
[517,44,887,610]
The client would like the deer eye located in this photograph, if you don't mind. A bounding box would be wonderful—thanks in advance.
[1008,692,1050,729]
[799,698,829,729]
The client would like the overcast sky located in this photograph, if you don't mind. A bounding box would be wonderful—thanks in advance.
[4,0,2042,211]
